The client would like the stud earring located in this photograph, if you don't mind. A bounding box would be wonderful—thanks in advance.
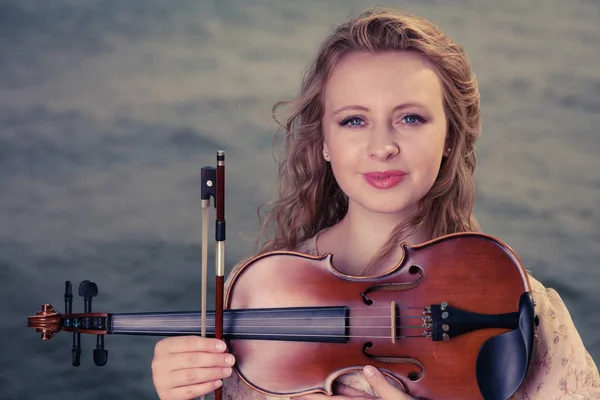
[446,148,451,153]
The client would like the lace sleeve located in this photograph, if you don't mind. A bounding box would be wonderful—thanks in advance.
[221,371,271,400]
[512,275,600,399]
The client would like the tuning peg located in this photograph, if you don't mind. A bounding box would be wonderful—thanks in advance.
[64,281,81,366]
[79,280,98,313]
[72,343,81,366]
[94,335,108,366]
[77,280,108,366]
[64,281,73,314]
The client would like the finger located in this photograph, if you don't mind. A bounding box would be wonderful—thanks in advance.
[334,382,374,397]
[298,392,371,400]
[363,366,413,399]
[166,379,223,400]
[155,336,227,357]
[167,351,235,371]
[169,366,233,389]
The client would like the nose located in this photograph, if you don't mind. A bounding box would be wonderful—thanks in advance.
[367,125,400,161]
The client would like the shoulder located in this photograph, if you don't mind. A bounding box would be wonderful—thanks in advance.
[294,233,319,255]
[514,274,600,398]
[224,254,254,292]
[224,230,322,292]
[295,226,331,255]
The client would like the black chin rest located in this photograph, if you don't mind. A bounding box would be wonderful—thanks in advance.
[475,292,536,400]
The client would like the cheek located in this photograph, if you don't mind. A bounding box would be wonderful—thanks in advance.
[327,148,362,192]
[411,143,445,180]
[327,137,362,166]
[329,157,353,184]
[419,126,447,167]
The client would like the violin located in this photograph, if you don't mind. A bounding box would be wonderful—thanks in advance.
[28,232,539,400]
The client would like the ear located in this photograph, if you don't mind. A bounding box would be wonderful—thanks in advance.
[322,143,331,161]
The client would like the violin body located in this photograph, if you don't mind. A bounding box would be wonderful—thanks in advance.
[225,232,537,400]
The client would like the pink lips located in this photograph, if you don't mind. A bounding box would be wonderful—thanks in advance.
[363,170,407,189]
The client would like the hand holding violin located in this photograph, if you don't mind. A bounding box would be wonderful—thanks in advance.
[151,338,411,400]
[151,336,234,400]
[298,366,415,400]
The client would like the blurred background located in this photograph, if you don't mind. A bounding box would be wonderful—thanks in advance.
[1,0,598,399]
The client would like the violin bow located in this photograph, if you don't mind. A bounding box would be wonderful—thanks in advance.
[200,150,226,400]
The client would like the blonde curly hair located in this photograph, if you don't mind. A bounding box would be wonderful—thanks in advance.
[257,7,481,271]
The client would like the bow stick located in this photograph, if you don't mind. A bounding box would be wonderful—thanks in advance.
[214,150,225,400]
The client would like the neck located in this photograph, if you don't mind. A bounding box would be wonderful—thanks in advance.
[324,202,429,275]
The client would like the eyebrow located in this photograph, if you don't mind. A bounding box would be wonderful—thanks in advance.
[331,103,427,116]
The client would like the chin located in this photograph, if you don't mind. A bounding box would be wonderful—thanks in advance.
[356,198,418,217]
[372,206,414,216]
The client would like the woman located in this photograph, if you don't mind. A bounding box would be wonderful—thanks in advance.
[151,7,600,399]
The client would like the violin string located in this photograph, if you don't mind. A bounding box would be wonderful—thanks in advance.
[112,314,426,322]
[113,324,425,330]
[110,318,428,328]
[111,316,430,330]
[111,322,426,328]
[109,305,430,315]
[108,307,430,322]
[109,317,410,325]
[74,305,432,323]
[108,330,429,339]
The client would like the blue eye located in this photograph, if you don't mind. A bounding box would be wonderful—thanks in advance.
[402,114,426,124]
[339,116,364,127]
[339,114,426,127]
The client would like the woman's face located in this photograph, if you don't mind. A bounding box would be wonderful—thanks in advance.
[321,50,449,219]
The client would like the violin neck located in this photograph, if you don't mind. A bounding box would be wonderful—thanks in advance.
[109,306,347,343]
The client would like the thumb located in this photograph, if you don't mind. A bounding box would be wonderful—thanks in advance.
[363,365,413,399]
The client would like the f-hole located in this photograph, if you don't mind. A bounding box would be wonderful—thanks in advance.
[362,342,424,381]
[361,265,424,305]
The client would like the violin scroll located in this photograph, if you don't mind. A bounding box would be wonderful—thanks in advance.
[27,280,109,367]
[28,304,61,340]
